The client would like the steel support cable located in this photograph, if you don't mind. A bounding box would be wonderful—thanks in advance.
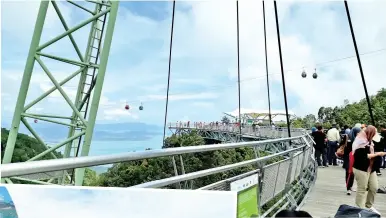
[344,1,375,126]
[236,1,242,139]
[262,0,272,126]
[162,0,176,147]
[273,1,291,138]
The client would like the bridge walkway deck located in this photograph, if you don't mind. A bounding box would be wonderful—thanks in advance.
[301,166,386,217]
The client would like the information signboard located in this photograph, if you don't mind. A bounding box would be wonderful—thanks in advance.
[230,174,259,218]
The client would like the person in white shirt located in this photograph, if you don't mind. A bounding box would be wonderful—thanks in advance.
[327,124,341,166]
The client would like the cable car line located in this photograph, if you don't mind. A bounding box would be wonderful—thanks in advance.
[162,0,176,147]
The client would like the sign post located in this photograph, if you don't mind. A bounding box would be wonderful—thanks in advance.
[230,174,259,218]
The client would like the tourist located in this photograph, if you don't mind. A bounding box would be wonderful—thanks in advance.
[352,125,384,215]
[380,124,386,169]
[344,126,361,195]
[354,123,362,129]
[374,124,386,176]
[312,125,328,167]
[344,125,351,135]
[327,124,341,166]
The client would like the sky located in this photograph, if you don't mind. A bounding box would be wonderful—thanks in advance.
[1,0,386,127]
[5,184,237,218]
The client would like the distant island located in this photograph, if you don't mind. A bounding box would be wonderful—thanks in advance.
[1,121,164,143]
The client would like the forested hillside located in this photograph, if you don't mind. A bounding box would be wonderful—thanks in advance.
[1,128,63,162]
[291,88,386,128]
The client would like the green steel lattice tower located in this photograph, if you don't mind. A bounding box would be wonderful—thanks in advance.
[2,0,119,186]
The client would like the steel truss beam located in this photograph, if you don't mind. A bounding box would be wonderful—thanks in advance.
[2,0,119,186]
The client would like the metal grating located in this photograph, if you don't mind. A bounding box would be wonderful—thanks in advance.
[16,170,71,181]
[303,148,310,168]
[290,154,300,182]
[261,162,280,205]
[295,153,304,178]
[274,159,290,196]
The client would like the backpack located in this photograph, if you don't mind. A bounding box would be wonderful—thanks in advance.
[334,204,380,217]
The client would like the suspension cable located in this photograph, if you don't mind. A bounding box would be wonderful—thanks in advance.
[236,0,242,139]
[162,0,176,147]
[273,1,291,138]
[262,0,272,126]
[344,0,375,126]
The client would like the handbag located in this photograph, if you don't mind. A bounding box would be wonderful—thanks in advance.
[336,146,345,158]
[336,134,348,158]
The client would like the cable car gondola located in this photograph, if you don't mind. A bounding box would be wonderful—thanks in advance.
[312,68,318,79]
[34,119,38,123]
[124,103,130,110]
[139,102,144,111]
[301,68,307,78]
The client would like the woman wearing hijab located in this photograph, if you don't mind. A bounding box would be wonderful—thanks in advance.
[352,125,385,215]
[344,126,361,195]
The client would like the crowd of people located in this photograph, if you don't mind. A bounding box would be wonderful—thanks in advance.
[311,123,386,215]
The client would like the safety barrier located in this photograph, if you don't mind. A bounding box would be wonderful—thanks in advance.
[169,122,307,139]
[1,134,317,217]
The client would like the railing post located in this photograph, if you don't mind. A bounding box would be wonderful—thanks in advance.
[171,156,181,189]
[298,145,307,180]
[285,151,295,192]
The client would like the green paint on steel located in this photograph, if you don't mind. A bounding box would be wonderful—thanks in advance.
[3,0,119,187]
[2,1,49,165]
[51,1,84,62]
[75,1,120,186]
[61,2,103,184]
[24,67,85,111]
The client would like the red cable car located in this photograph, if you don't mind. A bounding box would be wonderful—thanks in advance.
[125,102,130,110]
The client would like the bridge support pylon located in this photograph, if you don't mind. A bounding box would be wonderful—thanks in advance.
[2,0,119,186]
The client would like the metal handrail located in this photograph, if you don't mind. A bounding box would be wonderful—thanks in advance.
[131,145,306,188]
[1,135,305,178]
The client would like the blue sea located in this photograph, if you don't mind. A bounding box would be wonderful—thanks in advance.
[88,135,164,156]
[85,135,165,173]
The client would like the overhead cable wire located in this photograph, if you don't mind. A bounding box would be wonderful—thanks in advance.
[344,0,375,126]
[262,0,272,126]
[236,0,242,138]
[46,45,386,105]
[162,0,176,147]
[44,47,386,107]
[274,0,291,138]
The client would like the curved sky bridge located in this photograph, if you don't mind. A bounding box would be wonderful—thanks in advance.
[169,122,307,143]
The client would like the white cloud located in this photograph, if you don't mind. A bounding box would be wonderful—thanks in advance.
[2,0,386,125]
[6,185,237,218]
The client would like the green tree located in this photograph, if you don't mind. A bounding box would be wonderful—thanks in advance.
[221,116,230,124]
[315,88,386,127]
[96,131,280,188]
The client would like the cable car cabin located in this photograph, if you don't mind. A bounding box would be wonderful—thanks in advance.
[139,105,143,111]
[34,119,38,123]
[301,70,307,78]
[125,104,130,110]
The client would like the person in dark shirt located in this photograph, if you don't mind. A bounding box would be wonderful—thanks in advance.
[344,126,360,195]
[352,125,385,215]
[312,125,327,167]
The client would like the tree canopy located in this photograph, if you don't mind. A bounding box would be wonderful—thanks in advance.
[94,130,281,188]
[291,88,386,129]
[1,128,63,162]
